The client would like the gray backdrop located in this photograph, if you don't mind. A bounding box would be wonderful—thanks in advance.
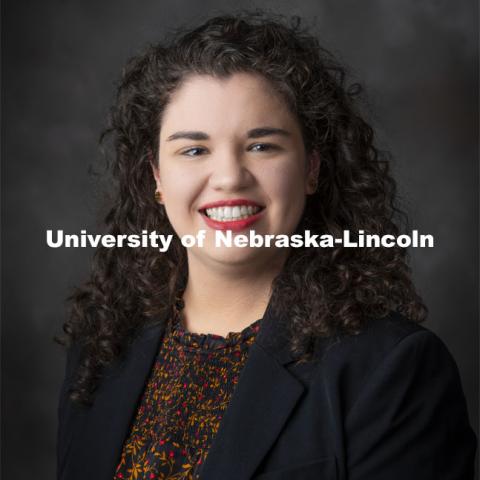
[2,0,478,478]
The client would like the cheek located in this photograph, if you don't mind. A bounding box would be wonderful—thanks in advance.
[260,160,307,235]
[161,166,199,206]
[159,166,203,235]
[264,160,307,206]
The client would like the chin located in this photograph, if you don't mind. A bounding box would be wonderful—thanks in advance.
[203,247,273,267]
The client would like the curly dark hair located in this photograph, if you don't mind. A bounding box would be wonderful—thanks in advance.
[59,11,427,405]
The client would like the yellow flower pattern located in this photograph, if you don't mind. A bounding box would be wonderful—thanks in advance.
[114,311,262,480]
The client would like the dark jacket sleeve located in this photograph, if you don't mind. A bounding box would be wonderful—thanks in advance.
[345,329,477,479]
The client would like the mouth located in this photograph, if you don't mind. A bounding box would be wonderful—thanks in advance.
[197,200,266,231]
[200,204,265,222]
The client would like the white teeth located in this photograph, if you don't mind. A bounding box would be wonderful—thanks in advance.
[204,205,262,222]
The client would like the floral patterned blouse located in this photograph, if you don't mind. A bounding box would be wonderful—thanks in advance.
[113,302,262,480]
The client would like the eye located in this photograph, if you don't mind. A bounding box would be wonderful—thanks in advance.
[248,143,279,153]
[180,146,208,157]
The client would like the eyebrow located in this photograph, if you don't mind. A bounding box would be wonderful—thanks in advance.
[166,131,209,141]
[166,127,291,142]
[247,127,291,139]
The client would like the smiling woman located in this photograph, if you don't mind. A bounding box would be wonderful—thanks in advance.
[56,11,476,480]
[151,72,317,278]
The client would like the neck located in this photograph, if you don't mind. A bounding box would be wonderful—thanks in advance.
[181,250,288,336]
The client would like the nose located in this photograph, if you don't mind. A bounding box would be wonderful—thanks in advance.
[207,148,253,192]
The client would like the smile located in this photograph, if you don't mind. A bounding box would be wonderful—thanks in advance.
[198,199,265,231]
[203,205,263,221]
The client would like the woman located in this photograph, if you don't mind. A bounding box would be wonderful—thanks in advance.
[56,12,476,480]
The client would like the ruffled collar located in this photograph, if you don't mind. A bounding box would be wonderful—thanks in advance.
[171,317,262,350]
[169,294,262,350]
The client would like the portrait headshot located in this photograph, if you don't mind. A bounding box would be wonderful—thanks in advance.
[2,2,478,480]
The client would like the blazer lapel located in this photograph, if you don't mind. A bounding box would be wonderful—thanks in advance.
[199,300,305,480]
[63,318,168,480]
[62,300,304,480]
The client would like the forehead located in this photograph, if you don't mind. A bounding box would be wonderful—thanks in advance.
[159,72,300,138]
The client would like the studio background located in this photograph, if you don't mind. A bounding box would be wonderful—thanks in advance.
[2,0,478,478]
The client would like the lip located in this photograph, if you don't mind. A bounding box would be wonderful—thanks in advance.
[198,198,264,210]
[200,208,264,231]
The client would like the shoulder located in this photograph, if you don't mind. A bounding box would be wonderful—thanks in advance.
[310,311,465,412]
[315,310,449,369]
[309,312,477,477]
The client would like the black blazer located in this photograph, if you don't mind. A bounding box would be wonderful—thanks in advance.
[57,302,477,480]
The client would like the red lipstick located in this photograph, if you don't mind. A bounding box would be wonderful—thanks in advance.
[198,198,263,210]
[201,210,264,231]
[198,198,265,232]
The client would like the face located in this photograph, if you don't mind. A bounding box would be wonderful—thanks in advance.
[152,72,320,270]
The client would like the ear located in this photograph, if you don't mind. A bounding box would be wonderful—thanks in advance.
[149,150,162,192]
[306,150,320,194]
